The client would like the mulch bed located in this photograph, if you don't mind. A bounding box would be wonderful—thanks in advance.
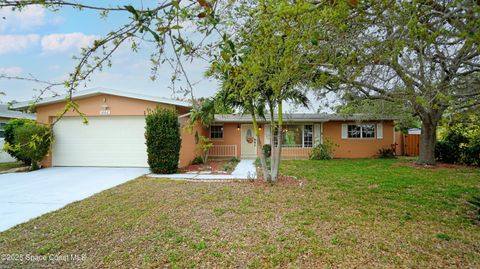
[179,160,237,174]
[252,167,306,187]
[405,161,479,170]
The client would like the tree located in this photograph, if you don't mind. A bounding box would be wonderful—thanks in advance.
[312,0,480,165]
[4,121,53,170]
[3,118,35,165]
[0,0,229,117]
[208,1,312,183]
[335,99,420,133]
[189,97,234,128]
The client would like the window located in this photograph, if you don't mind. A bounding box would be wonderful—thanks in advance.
[303,125,313,147]
[362,124,375,138]
[210,125,223,139]
[348,124,375,139]
[0,122,6,138]
[274,125,313,147]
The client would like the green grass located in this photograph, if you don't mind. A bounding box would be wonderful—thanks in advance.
[0,161,24,172]
[0,158,479,268]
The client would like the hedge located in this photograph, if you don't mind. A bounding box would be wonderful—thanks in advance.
[145,108,181,173]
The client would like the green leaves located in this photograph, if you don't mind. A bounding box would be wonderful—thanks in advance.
[124,5,139,20]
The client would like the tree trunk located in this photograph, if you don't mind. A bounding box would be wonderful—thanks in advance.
[251,113,270,182]
[271,102,283,183]
[416,119,438,165]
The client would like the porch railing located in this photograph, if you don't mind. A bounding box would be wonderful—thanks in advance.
[209,145,237,157]
[281,146,312,158]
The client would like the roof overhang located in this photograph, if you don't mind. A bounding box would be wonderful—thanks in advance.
[213,113,397,123]
[11,87,192,110]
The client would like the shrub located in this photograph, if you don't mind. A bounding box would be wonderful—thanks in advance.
[262,144,271,158]
[255,157,271,169]
[378,148,396,159]
[197,135,213,163]
[191,156,204,165]
[309,139,337,160]
[145,108,181,174]
[5,123,53,170]
[3,118,35,165]
[436,129,479,166]
[229,157,240,163]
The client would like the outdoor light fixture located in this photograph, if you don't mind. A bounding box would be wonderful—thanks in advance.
[237,124,240,131]
[259,125,262,131]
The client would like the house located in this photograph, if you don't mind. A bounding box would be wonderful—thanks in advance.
[0,104,36,163]
[11,88,191,167]
[205,114,397,160]
[12,88,397,168]
[408,128,421,135]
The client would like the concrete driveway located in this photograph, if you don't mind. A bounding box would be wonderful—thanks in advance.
[0,167,149,232]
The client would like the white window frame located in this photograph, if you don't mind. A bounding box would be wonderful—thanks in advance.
[0,122,7,139]
[210,124,224,140]
[274,124,314,148]
[303,124,314,148]
[347,124,376,139]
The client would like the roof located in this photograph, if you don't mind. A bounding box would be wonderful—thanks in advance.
[214,113,397,123]
[10,87,192,110]
[0,104,35,120]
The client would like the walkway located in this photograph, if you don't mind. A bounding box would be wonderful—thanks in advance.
[147,159,257,180]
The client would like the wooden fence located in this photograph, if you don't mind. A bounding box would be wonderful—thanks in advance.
[403,134,420,156]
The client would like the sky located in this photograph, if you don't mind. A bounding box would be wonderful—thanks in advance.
[0,1,330,112]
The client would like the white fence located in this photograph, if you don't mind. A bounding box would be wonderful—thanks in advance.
[208,145,237,158]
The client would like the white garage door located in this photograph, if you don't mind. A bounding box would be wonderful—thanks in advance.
[52,116,148,167]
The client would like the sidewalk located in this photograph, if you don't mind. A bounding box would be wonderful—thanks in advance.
[147,159,257,180]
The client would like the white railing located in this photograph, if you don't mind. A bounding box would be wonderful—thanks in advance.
[209,145,237,157]
[281,147,312,158]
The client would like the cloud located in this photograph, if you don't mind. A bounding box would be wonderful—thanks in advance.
[0,34,40,54]
[0,5,46,33]
[41,33,99,53]
[0,66,23,76]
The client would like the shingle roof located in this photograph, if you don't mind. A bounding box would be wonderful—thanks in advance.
[10,87,192,110]
[0,104,35,120]
[214,113,396,123]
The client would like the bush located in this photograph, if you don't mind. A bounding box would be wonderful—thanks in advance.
[6,123,53,170]
[229,157,240,163]
[378,148,396,159]
[262,144,271,158]
[197,135,213,163]
[3,118,35,165]
[436,129,479,166]
[145,108,181,174]
[309,139,337,160]
[191,156,204,165]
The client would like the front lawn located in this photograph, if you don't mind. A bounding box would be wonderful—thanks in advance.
[0,159,479,268]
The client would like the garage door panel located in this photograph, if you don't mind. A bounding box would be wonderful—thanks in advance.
[52,116,148,167]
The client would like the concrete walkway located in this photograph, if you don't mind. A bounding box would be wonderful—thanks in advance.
[148,159,257,180]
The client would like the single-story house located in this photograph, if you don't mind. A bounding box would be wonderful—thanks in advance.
[0,104,36,163]
[12,88,398,168]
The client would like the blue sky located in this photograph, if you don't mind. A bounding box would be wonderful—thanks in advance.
[0,2,219,103]
[0,2,327,112]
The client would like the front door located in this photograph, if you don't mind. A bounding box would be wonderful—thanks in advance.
[241,124,257,158]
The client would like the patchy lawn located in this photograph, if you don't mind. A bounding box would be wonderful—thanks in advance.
[0,161,25,172]
[0,159,479,268]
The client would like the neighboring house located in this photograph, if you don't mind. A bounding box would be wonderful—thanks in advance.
[408,128,421,135]
[0,104,36,163]
[12,88,397,168]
